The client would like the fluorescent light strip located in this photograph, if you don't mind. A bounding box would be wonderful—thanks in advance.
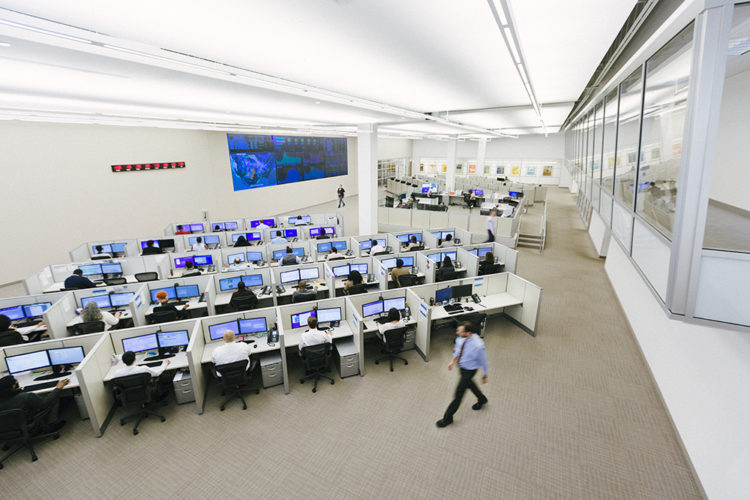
[0,18,92,44]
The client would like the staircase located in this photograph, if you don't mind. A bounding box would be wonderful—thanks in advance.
[517,233,544,251]
[517,194,548,252]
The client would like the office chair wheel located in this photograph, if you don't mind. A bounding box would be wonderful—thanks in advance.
[31,453,38,462]
[405,361,408,365]
[299,379,304,384]
[312,388,317,393]
[0,463,3,469]
[133,429,138,435]
[242,403,247,410]
[160,417,166,422]
[120,419,126,426]
[330,380,334,385]
[390,366,394,372]
[220,405,226,411]
[52,433,60,440]
[255,389,260,394]
[375,360,380,365]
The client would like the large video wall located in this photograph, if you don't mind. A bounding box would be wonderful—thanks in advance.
[227,134,347,191]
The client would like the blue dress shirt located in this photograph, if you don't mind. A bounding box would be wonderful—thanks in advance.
[454,334,488,374]
[271,237,288,245]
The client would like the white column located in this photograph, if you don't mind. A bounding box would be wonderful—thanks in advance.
[410,139,419,177]
[477,138,487,177]
[445,137,458,192]
[357,124,378,235]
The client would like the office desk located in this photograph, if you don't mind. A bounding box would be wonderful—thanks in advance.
[104,351,189,382]
[334,277,380,290]
[200,337,280,365]
[362,317,417,334]
[67,310,133,328]
[316,255,354,263]
[213,289,272,308]
[386,272,426,286]
[283,322,354,348]
[16,323,48,341]
[268,259,314,268]
[145,300,207,316]
[429,292,522,321]
[167,271,217,279]
[43,274,139,293]
[221,264,269,273]
[276,282,329,301]
[15,370,81,394]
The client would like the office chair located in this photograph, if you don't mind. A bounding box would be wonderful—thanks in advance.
[135,272,158,282]
[346,284,368,295]
[411,245,425,252]
[292,290,317,303]
[374,327,408,372]
[111,373,166,435]
[213,359,259,411]
[396,274,419,287]
[300,343,334,393]
[0,407,61,468]
[74,321,105,335]
[230,295,258,311]
[454,312,488,338]
[478,263,504,276]
[104,277,127,285]
[436,268,458,282]
[372,251,388,256]
[152,309,178,324]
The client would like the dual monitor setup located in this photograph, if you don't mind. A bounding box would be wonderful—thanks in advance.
[431,230,456,242]
[218,274,264,292]
[331,263,368,278]
[5,346,85,380]
[0,302,52,325]
[173,255,213,268]
[208,317,271,341]
[421,182,438,194]
[149,284,201,304]
[290,306,342,329]
[91,242,127,255]
[225,251,264,265]
[435,284,473,305]
[362,296,408,319]
[428,251,458,266]
[231,232,262,243]
[309,227,336,238]
[467,247,493,258]
[288,216,311,226]
[211,221,239,231]
[381,256,414,270]
[188,235,221,247]
[249,219,275,228]
[139,239,176,251]
[316,241,347,254]
[80,292,135,311]
[359,239,386,250]
[78,262,124,277]
[177,223,206,233]
[121,329,190,361]
[272,248,305,261]
[396,233,423,244]
[279,267,319,285]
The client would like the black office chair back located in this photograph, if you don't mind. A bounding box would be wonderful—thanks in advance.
[91,255,110,261]
[372,251,388,256]
[301,343,331,372]
[292,291,317,303]
[75,321,105,335]
[478,263,503,276]
[231,295,257,311]
[383,327,407,354]
[436,269,458,282]
[346,284,368,295]
[112,373,153,407]
[397,274,418,287]
[461,312,488,337]
[135,272,158,282]
[104,277,127,285]
[153,309,178,324]
[215,359,250,388]
[0,409,26,443]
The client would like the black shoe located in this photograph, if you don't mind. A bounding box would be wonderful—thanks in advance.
[472,398,488,411]
[436,418,453,428]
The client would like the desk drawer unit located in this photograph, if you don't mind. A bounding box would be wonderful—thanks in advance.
[173,371,195,404]
[260,352,283,388]
[334,339,359,378]
[403,328,416,351]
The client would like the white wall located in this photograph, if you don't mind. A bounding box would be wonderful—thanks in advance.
[412,132,565,160]
[709,67,750,212]
[0,121,357,284]
[605,241,750,500]
[377,138,412,159]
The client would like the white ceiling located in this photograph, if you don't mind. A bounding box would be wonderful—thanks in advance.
[0,0,637,138]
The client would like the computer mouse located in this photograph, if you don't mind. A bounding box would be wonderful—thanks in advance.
[253,344,258,348]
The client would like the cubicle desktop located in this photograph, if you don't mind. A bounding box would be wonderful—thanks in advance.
[69,239,139,261]
[207,219,244,232]
[220,247,269,270]
[323,257,384,295]
[461,242,519,275]
[312,238,351,262]
[371,252,425,288]
[419,248,471,283]
[65,284,147,334]
[0,291,70,340]
[165,222,208,235]
[423,228,472,249]
[212,268,275,312]
[227,230,266,246]
[267,242,311,266]
[180,232,227,250]
[244,217,277,230]
[166,250,220,277]
[389,231,427,252]
[352,234,390,257]
[143,275,216,319]
[270,262,328,304]
[136,236,183,255]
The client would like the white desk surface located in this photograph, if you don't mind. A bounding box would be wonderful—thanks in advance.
[362,317,417,333]
[167,271,216,279]
[67,310,133,327]
[145,300,207,316]
[430,292,522,320]
[283,322,354,348]
[334,278,380,289]
[16,323,48,340]
[316,255,354,263]
[104,351,189,382]
[214,289,269,307]
[276,281,328,299]
[44,274,138,293]
[386,271,426,283]
[16,370,80,393]
[220,264,269,273]
[200,337,280,364]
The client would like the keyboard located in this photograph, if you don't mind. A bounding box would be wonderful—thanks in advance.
[444,303,464,313]
[23,381,58,391]
[14,319,42,328]
[140,361,163,367]
[374,317,389,325]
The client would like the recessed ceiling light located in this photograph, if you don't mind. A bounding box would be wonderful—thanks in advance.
[0,42,10,47]
[315,101,321,105]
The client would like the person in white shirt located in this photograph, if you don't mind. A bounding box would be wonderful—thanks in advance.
[190,236,207,252]
[226,257,253,272]
[271,231,288,245]
[377,308,406,343]
[485,209,497,242]
[211,330,252,374]
[93,245,112,258]
[81,301,120,331]
[299,317,332,353]
[326,247,346,261]
[115,351,169,378]
[403,235,420,251]
[439,234,454,248]
[255,221,270,229]
[369,239,386,256]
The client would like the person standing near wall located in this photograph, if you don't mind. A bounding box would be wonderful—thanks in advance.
[485,209,497,242]
[337,184,346,208]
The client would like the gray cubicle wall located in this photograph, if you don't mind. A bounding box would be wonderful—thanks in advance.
[0,291,70,339]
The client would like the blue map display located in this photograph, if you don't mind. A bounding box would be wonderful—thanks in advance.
[228,134,347,191]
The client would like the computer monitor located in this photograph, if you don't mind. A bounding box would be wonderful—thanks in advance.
[477,247,492,258]
[291,309,316,329]
[189,223,205,232]
[409,233,422,242]
[6,351,50,374]
[431,231,442,239]
[359,240,372,250]
[174,256,193,268]
[122,333,158,354]
[250,218,275,228]
[101,262,122,275]
[79,264,102,276]
[427,253,441,263]
[94,244,112,254]
[323,226,335,235]
[421,187,430,193]
[225,221,239,230]
[280,269,301,284]
[317,242,332,253]
[362,300,384,318]
[383,296,406,312]
[22,302,51,318]
[175,284,200,299]
[212,222,226,231]
[292,248,305,258]
[242,274,264,287]
[381,258,397,269]
[231,233,244,243]
[509,191,519,198]
[238,317,267,334]
[246,251,263,262]
[317,307,342,323]
[0,305,26,321]
[350,263,368,275]
[443,251,457,262]
[193,235,221,246]
[309,228,322,237]
[193,255,213,266]
[247,232,262,241]
[48,346,85,366]
[401,256,415,267]
[376,239,387,247]
[150,287,177,303]
[442,231,455,239]
[218,277,242,292]
[284,229,298,238]
[157,330,190,348]
[141,240,160,249]
[332,264,349,277]
[80,294,111,309]
[332,241,347,251]
[474,190,484,196]
[435,287,452,304]
[227,252,245,264]
[209,320,239,341]
[299,267,319,280]
[451,284,473,299]
[111,242,127,253]
[272,249,286,261]
[110,292,134,307]
[397,234,409,243]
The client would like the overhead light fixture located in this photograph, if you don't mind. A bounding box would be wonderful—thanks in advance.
[490,0,508,25]
[0,41,10,47]
[0,18,92,44]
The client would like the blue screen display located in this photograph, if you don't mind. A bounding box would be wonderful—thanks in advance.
[332,241,347,251]
[435,287,452,303]
[284,229,298,238]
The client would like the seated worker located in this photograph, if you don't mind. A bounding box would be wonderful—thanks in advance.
[181,261,202,277]
[403,235,420,251]
[64,269,96,289]
[94,245,112,258]
[390,258,410,287]
[478,252,497,276]
[325,247,346,261]
[233,235,251,247]
[271,231,288,245]
[153,290,190,319]
[0,315,25,347]
[0,375,69,433]
[213,224,222,232]
[190,236,207,252]
[211,330,251,372]
[141,240,163,255]
[81,301,120,331]
[298,316,332,353]
[255,220,271,229]
[280,247,300,266]
[396,200,406,208]
[369,239,386,256]
[405,193,417,208]
[174,225,190,235]
[439,234,454,248]
[377,308,405,342]
[292,280,317,302]
[227,257,253,272]
[436,255,456,281]
[230,282,258,310]
[343,270,364,292]
[115,351,169,377]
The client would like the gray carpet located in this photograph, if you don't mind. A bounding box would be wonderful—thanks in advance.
[0,188,703,499]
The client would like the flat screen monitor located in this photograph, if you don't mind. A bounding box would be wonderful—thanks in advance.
[309,228,322,237]
[317,307,341,323]
[0,305,25,321]
[111,242,127,253]
[174,257,193,268]
[381,258,397,269]
[442,231,455,239]
[175,285,200,299]
[157,330,190,348]
[211,222,226,231]
[158,239,176,249]
[22,302,51,318]
[427,253,441,263]
[193,255,213,266]
[280,269,300,284]
[209,320,238,341]
[477,247,492,258]
[421,187,430,193]
[6,350,50,374]
[443,251,457,262]
[238,317,267,334]
[272,249,286,261]
[191,235,220,246]
[376,239,387,247]
[247,232,262,241]
[94,244,112,254]
[227,252,245,264]
[332,264,349,278]
[48,346,85,366]
[250,219,275,228]
[246,251,263,262]
[101,262,122,275]
[383,296,406,312]
[189,223,204,232]
[435,287,452,303]
[409,233,422,242]
[401,256,415,267]
[509,191,519,198]
[332,241,347,251]
[291,309,316,329]
[284,229,298,238]
[474,190,484,196]
[81,294,111,309]
[317,242,332,253]
[359,240,372,250]
[362,300,383,318]
[431,231,442,239]
[79,264,102,276]
[350,263,368,275]
[110,292,134,307]
[397,234,409,243]
[242,274,264,287]
[467,249,478,256]
[289,216,311,225]
[225,221,239,230]
[150,287,177,303]
[218,277,242,292]
[292,248,305,258]
[141,240,160,249]
[299,267,319,280]
[231,234,244,243]
[323,226,335,235]
[122,333,158,354]
[451,284,472,299]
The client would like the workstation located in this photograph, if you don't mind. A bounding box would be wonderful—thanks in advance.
[65,285,146,334]
[267,241,312,267]
[0,292,69,341]
[136,236,182,255]
[143,276,214,320]
[325,257,382,296]
[207,219,243,232]
[166,250,220,277]
[213,269,275,312]
[164,221,208,235]
[220,247,268,271]
[421,248,471,282]
[312,239,352,262]
[270,262,329,304]
[226,230,266,246]
[373,253,426,288]
[424,228,472,249]
[352,235,390,257]
[462,242,519,275]
[181,232,226,250]
[69,240,138,261]
[389,230,429,252]
[245,217,278,230]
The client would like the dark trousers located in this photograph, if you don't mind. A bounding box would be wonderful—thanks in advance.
[338,196,345,207]
[443,368,486,421]
[485,230,495,242]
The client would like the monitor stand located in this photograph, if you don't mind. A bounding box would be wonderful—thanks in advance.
[35,366,71,381]
[146,348,176,362]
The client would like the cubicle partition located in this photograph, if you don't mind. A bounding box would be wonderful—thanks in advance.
[43,293,77,339]
[220,247,269,270]
[0,291,69,340]
[69,239,139,261]
[213,268,275,311]
[312,238,351,261]
[350,234,390,257]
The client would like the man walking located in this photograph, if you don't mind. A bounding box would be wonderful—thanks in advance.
[337,184,346,207]
[485,208,497,242]
[436,321,488,428]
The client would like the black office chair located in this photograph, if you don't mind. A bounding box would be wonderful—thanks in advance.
[300,343,334,393]
[74,321,105,335]
[454,312,488,338]
[104,277,127,285]
[230,295,258,311]
[135,272,158,282]
[478,263,504,276]
[375,327,409,372]
[111,372,166,435]
[0,408,61,468]
[213,359,259,411]
[436,268,458,282]
[346,284,368,295]
[396,274,419,287]
[292,290,317,303]
[152,309,178,324]
[372,251,388,256]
